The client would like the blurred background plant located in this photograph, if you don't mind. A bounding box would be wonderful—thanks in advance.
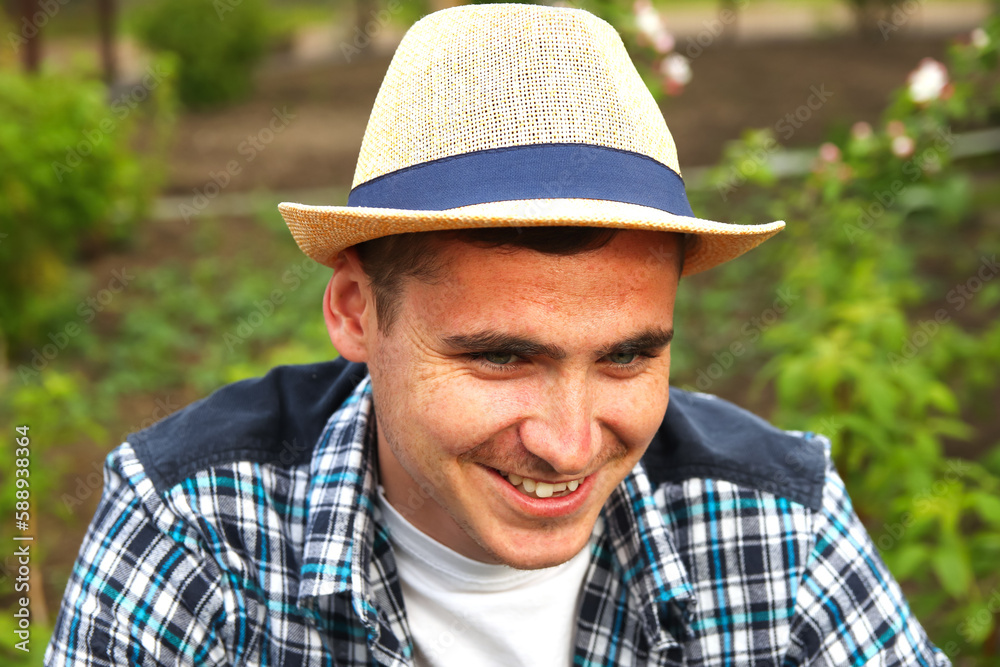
[0,0,998,664]
[134,0,271,108]
[677,15,1000,662]
[0,55,176,366]
[560,0,694,98]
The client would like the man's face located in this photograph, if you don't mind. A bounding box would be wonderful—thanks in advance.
[367,229,680,569]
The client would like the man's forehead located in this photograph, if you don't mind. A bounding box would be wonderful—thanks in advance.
[438,232,678,293]
[393,231,679,337]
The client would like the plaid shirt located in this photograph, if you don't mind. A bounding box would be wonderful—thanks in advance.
[48,360,948,666]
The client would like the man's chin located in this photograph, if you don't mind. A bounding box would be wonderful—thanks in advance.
[471,522,597,570]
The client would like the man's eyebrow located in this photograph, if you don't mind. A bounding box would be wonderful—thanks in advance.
[441,331,567,360]
[441,327,674,360]
[595,328,674,357]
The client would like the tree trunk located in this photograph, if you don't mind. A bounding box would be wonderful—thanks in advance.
[18,0,41,73]
[97,0,117,85]
[429,0,463,11]
[355,0,377,35]
[718,0,740,43]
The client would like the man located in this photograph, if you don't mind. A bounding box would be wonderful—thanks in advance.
[48,4,948,666]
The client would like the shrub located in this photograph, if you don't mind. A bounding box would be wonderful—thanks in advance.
[0,370,109,662]
[134,0,271,109]
[0,62,175,363]
[679,18,1000,664]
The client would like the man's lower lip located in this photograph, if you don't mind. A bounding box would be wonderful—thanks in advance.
[483,466,593,518]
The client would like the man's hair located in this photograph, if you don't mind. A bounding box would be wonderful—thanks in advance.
[353,227,685,334]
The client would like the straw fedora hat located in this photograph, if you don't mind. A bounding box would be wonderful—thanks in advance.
[278,3,784,276]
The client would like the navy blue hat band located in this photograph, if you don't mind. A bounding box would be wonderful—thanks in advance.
[347,143,695,217]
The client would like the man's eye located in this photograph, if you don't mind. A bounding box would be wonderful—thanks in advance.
[483,351,515,365]
[607,352,638,365]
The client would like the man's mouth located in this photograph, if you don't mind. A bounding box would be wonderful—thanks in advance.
[500,471,584,499]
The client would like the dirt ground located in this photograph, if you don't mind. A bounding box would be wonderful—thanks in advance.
[164,33,957,197]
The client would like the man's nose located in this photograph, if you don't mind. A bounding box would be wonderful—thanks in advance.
[518,375,599,477]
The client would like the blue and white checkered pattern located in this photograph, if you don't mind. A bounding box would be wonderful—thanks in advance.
[47,375,949,666]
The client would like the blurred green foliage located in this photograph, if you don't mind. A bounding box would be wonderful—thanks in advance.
[86,209,333,398]
[0,206,330,662]
[0,4,998,663]
[676,16,1000,664]
[0,59,176,363]
[134,0,271,109]
[0,60,175,662]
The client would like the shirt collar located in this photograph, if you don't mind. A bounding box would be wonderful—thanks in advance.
[296,373,696,648]
[601,463,697,650]
[297,375,380,608]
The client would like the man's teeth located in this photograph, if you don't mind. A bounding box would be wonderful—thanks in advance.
[503,472,583,498]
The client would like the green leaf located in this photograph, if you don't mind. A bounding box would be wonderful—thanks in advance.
[931,545,973,598]
[972,493,1000,525]
[885,543,930,580]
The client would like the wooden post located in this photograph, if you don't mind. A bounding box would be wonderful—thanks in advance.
[355,0,376,34]
[18,0,42,73]
[718,0,740,42]
[429,0,463,10]
[97,0,117,85]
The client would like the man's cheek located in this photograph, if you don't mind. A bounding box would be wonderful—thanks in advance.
[599,385,668,447]
[417,383,502,450]
[431,382,529,447]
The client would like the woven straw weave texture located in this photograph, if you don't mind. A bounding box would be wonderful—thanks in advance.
[278,3,785,276]
[354,4,680,187]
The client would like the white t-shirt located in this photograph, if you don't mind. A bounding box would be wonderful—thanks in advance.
[376,486,597,666]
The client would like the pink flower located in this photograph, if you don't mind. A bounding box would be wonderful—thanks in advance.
[654,31,675,54]
[634,1,658,33]
[851,121,873,141]
[892,135,915,158]
[659,53,691,87]
[634,0,675,54]
[921,153,942,174]
[907,58,948,104]
[819,142,841,163]
[887,120,906,138]
[971,28,989,50]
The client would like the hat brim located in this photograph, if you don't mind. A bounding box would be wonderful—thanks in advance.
[278,198,784,277]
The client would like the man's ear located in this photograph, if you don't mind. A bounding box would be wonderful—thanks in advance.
[323,249,373,363]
